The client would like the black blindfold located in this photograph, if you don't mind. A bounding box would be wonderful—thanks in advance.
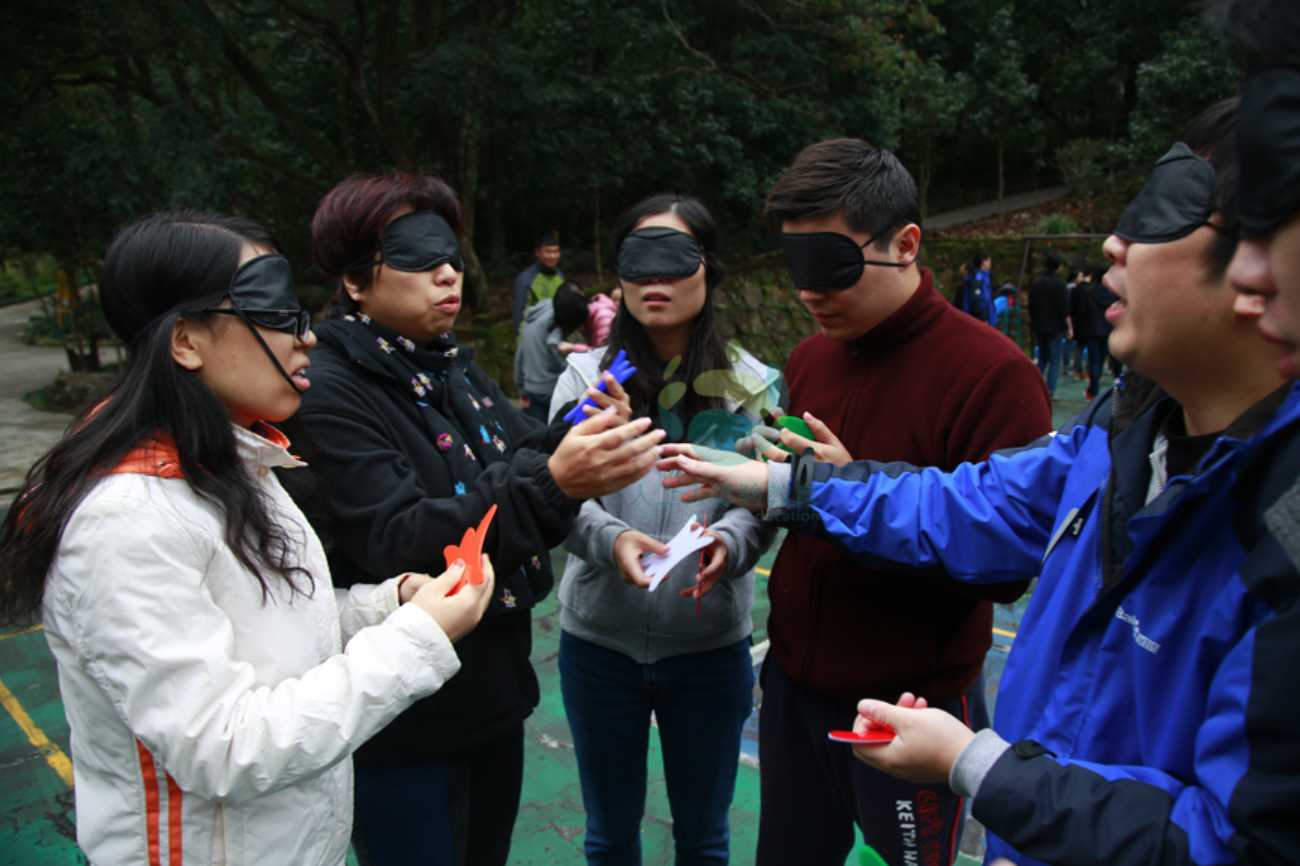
[343,210,464,275]
[202,254,311,340]
[1239,64,1300,239]
[1114,143,1220,244]
[617,227,703,282]
[780,228,904,292]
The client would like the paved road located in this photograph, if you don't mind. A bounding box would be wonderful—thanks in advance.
[926,185,1070,230]
[0,299,76,510]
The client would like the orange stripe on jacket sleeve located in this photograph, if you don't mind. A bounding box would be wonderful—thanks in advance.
[166,772,183,865]
[136,740,163,866]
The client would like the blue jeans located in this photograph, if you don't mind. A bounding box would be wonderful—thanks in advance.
[352,725,524,866]
[1035,332,1065,395]
[559,631,755,865]
[523,391,552,423]
[1083,335,1109,397]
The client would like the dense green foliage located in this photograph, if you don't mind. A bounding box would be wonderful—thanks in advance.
[0,0,1239,325]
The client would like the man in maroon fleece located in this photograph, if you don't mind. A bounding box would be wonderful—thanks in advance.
[754,139,1053,866]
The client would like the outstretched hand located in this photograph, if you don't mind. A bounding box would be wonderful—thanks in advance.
[549,408,665,499]
[409,556,495,643]
[657,444,771,512]
[775,411,852,466]
[849,693,975,783]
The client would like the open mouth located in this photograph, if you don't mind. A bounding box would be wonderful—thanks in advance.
[642,290,671,304]
[291,363,311,389]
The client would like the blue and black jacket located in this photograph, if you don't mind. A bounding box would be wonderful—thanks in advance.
[772,375,1300,866]
[954,269,997,327]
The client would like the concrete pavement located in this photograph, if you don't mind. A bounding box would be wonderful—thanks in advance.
[0,298,77,512]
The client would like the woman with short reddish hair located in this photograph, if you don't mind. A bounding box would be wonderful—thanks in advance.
[300,172,662,865]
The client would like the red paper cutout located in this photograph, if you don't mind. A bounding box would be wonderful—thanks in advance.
[445,504,497,596]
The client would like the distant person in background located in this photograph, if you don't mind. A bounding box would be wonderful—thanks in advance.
[1067,267,1089,381]
[581,284,620,348]
[511,232,565,333]
[515,281,591,422]
[1028,250,1071,396]
[954,251,996,326]
[993,282,1017,331]
[1076,262,1116,401]
[1065,267,1087,380]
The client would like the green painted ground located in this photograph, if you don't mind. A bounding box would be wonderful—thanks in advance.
[0,362,1097,865]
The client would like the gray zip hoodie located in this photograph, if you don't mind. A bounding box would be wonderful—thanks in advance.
[549,345,779,663]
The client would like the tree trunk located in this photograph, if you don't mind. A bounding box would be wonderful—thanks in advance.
[997,135,1006,217]
[593,188,604,284]
[457,73,486,311]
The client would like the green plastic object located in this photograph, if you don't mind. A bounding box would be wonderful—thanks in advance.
[859,843,891,866]
[775,415,813,453]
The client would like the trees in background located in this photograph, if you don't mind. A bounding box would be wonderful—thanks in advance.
[0,0,1240,315]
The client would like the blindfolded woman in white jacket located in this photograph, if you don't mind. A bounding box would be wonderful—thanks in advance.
[0,211,494,866]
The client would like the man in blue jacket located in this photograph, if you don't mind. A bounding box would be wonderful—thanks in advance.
[661,98,1299,866]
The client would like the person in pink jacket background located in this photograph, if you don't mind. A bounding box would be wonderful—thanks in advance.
[582,284,622,348]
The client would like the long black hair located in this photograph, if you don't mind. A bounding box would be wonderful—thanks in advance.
[0,211,313,626]
[605,192,739,438]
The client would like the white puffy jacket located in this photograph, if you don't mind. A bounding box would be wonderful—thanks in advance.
[41,425,461,866]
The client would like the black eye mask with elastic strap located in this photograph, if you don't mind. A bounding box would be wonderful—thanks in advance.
[203,254,311,394]
[1114,142,1220,244]
[226,254,311,338]
[780,227,905,292]
[343,210,464,275]
[1238,63,1300,240]
[617,226,703,282]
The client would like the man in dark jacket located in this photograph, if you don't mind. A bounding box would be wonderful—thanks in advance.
[1028,250,1071,395]
[1071,262,1118,400]
[746,139,1052,866]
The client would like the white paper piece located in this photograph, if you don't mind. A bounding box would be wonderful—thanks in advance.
[641,514,713,592]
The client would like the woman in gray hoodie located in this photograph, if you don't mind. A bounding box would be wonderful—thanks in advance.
[549,192,779,865]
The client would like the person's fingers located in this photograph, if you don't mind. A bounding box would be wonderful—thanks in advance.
[857,699,904,731]
[594,417,658,452]
[423,560,467,597]
[570,404,622,434]
[614,440,665,485]
[618,556,652,587]
[581,388,613,410]
[686,544,727,597]
[658,442,700,460]
[760,439,791,463]
[678,483,720,503]
[466,555,495,614]
[658,455,723,487]
[803,411,839,444]
[778,429,815,453]
[679,568,724,598]
[604,372,629,401]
